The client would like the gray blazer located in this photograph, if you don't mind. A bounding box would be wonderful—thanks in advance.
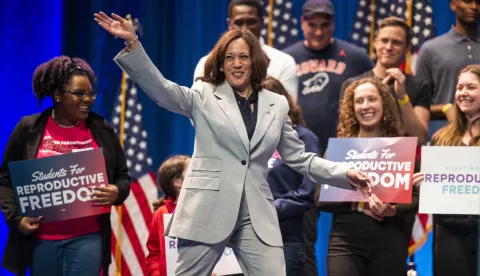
[114,46,353,247]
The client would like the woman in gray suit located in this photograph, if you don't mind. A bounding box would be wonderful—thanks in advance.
[94,12,373,276]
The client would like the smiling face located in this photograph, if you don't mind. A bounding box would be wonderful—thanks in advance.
[223,38,252,93]
[353,82,384,132]
[301,14,334,51]
[374,25,409,68]
[456,71,480,118]
[55,74,95,122]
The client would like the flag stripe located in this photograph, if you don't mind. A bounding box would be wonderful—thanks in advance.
[129,180,153,228]
[110,78,157,275]
[111,207,145,275]
[110,234,133,276]
[138,172,159,213]
[121,206,148,272]
[126,182,151,256]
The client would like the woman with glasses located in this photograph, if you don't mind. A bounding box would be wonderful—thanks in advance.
[0,56,131,276]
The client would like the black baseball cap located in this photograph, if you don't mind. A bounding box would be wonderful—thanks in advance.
[302,0,335,17]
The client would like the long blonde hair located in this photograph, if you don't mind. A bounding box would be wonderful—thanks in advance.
[431,65,480,146]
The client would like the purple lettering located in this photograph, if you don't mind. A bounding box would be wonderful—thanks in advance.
[169,240,176,249]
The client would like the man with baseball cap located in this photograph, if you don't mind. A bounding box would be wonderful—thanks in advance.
[283,0,373,275]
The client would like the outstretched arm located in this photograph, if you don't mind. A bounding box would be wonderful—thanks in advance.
[275,98,372,196]
[94,12,205,118]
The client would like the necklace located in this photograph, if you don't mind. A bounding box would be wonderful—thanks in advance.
[52,109,80,128]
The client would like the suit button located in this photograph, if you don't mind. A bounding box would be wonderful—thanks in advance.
[241,160,247,165]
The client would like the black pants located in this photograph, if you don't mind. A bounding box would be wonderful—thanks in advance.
[434,223,478,276]
[300,208,320,276]
[327,222,408,276]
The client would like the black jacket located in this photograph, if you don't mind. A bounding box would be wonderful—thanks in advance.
[0,107,131,275]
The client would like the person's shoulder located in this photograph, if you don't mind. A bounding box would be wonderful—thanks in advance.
[19,112,43,126]
[335,39,366,52]
[342,70,373,89]
[152,204,171,220]
[348,70,373,82]
[296,125,319,141]
[197,54,209,64]
[420,33,449,52]
[193,79,212,92]
[17,109,52,130]
[157,204,170,214]
[263,44,296,64]
[406,73,428,86]
[282,41,304,55]
[405,73,431,99]
[88,112,115,132]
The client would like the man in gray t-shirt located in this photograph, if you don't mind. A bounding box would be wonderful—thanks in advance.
[415,0,480,124]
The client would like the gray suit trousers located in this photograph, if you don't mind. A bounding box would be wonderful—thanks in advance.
[175,189,286,276]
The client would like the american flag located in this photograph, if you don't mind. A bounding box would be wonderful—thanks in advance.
[350,0,391,59]
[109,77,158,276]
[260,0,299,49]
[390,0,435,74]
[389,0,435,255]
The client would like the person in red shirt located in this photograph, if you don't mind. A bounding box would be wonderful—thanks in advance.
[146,155,190,276]
[0,56,130,276]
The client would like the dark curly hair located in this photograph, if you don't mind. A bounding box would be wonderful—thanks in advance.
[32,56,96,106]
[337,77,403,138]
[152,155,191,211]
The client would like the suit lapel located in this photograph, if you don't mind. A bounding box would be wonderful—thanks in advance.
[214,82,250,153]
[250,91,276,149]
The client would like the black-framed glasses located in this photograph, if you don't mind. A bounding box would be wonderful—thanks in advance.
[64,89,98,100]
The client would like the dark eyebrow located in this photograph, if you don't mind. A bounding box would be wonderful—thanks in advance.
[225,52,249,55]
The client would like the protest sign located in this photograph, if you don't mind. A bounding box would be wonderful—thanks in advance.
[164,214,242,275]
[319,137,417,203]
[8,148,110,222]
[419,146,480,215]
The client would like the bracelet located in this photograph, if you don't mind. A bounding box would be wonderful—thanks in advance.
[357,202,364,212]
[442,103,453,114]
[397,94,410,106]
[124,35,139,46]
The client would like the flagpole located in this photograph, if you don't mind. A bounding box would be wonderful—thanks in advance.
[267,0,274,46]
[114,72,127,276]
[114,14,133,276]
[368,0,376,60]
[405,0,413,74]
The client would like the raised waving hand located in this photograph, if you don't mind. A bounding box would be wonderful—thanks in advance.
[94,12,136,41]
